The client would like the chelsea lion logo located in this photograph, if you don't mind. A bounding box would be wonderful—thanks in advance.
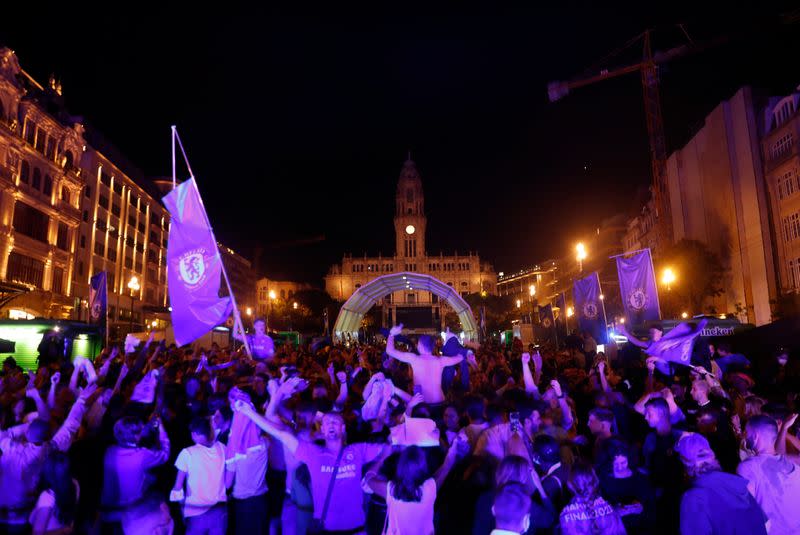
[542,317,553,328]
[178,250,207,287]
[91,302,102,319]
[583,302,598,319]
[627,288,648,311]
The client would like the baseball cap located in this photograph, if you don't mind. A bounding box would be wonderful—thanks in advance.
[675,433,716,466]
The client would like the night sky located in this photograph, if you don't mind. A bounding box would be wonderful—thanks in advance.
[2,4,799,285]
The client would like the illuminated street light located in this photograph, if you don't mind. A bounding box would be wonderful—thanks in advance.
[599,294,605,300]
[127,276,140,332]
[681,312,688,319]
[246,307,252,316]
[619,317,625,324]
[529,284,535,297]
[516,299,521,309]
[293,302,298,310]
[566,306,574,318]
[268,290,276,300]
[576,243,587,272]
[662,267,676,291]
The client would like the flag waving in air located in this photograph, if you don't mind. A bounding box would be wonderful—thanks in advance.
[163,178,232,346]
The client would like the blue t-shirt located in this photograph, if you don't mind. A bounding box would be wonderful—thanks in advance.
[248,334,274,360]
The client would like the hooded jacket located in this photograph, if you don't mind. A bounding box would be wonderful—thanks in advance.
[679,471,767,535]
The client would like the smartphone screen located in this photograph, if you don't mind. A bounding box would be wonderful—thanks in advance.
[413,384,423,395]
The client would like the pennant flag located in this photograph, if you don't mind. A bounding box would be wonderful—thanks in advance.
[573,272,608,344]
[163,178,232,346]
[647,319,708,373]
[89,271,107,331]
[616,249,661,325]
[539,304,555,330]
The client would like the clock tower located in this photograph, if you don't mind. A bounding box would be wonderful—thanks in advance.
[394,155,426,259]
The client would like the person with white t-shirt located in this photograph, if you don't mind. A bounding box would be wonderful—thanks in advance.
[172,417,233,535]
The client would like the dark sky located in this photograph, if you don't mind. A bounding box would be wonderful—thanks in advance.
[3,4,799,285]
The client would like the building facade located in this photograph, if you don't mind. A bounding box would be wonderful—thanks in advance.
[325,157,496,333]
[219,242,257,320]
[0,48,86,319]
[664,86,777,325]
[762,89,800,294]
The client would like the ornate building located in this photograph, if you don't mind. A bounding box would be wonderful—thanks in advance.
[325,157,496,333]
[0,48,86,319]
[762,88,800,295]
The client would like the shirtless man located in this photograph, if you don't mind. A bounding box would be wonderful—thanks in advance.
[385,324,463,405]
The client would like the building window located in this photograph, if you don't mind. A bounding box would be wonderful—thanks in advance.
[125,256,133,269]
[20,161,30,184]
[13,202,49,242]
[46,137,56,160]
[82,210,89,222]
[61,186,70,203]
[51,267,64,295]
[135,261,142,273]
[113,182,123,195]
[128,214,136,228]
[138,222,145,233]
[80,235,86,249]
[407,293,416,304]
[98,195,109,210]
[77,260,84,276]
[100,172,112,187]
[94,238,105,257]
[24,120,35,145]
[107,243,117,262]
[56,223,69,251]
[111,203,121,217]
[7,252,44,288]
[96,220,107,232]
[43,175,52,196]
[35,128,46,153]
[32,168,41,190]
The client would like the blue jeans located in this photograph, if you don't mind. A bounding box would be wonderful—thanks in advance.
[185,503,227,535]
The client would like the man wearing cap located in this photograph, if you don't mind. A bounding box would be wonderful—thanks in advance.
[676,432,767,535]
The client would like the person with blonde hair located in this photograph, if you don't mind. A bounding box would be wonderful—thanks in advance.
[559,460,626,535]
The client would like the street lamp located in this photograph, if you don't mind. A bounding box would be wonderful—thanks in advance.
[662,267,676,291]
[516,299,521,309]
[246,307,252,316]
[292,302,298,310]
[127,276,140,332]
[566,306,574,318]
[576,243,587,272]
[267,290,276,330]
[681,312,688,319]
[529,284,535,297]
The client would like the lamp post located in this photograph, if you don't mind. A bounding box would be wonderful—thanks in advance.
[576,243,587,273]
[127,276,140,333]
[662,267,676,292]
[268,290,276,331]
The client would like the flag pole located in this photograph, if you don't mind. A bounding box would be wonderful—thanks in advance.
[171,127,252,359]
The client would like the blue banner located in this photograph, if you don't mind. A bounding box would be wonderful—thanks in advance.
[648,319,708,373]
[539,304,555,330]
[616,249,661,325]
[89,271,107,331]
[163,178,232,346]
[573,272,607,344]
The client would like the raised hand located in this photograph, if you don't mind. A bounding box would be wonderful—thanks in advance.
[51,372,61,387]
[532,351,543,370]
[550,379,563,398]
[389,324,403,336]
[79,382,98,402]
[336,371,347,384]
[597,360,606,374]
[521,352,531,365]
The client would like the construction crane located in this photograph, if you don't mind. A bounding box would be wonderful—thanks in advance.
[548,28,726,252]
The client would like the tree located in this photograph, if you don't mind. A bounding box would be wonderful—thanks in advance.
[461,292,518,335]
[657,239,726,317]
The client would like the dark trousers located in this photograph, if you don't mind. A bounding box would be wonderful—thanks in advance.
[232,493,269,535]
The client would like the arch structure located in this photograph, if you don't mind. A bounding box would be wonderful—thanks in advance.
[333,272,478,341]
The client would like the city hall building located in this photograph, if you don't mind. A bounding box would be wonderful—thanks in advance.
[325,157,496,334]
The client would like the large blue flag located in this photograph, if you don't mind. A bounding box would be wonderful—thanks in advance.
[647,319,708,373]
[89,271,107,330]
[538,303,556,345]
[573,272,607,344]
[163,178,232,346]
[616,249,661,325]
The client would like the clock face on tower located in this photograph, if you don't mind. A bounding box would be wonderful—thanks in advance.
[405,225,416,235]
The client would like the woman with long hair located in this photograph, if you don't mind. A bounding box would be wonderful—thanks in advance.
[365,443,458,535]
[29,452,78,535]
[560,460,626,535]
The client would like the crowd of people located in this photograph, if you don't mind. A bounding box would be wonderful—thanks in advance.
[0,316,798,535]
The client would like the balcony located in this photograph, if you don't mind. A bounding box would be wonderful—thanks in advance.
[57,200,82,222]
